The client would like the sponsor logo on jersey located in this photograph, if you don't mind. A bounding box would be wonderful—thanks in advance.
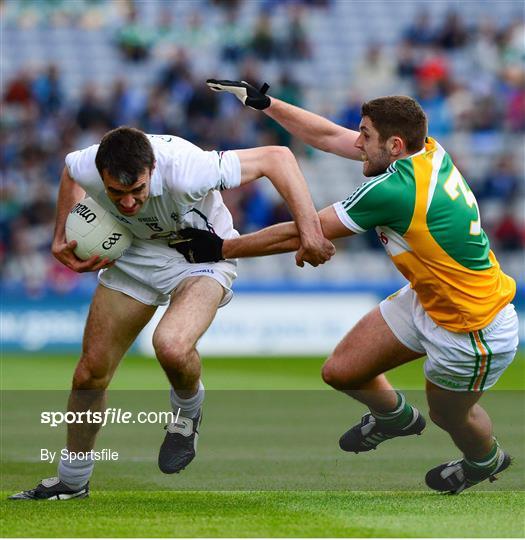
[190,269,215,275]
[434,376,462,389]
[102,233,123,249]
[138,216,159,223]
[71,203,97,223]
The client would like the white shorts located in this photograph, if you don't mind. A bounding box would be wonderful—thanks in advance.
[379,285,519,392]
[98,244,237,307]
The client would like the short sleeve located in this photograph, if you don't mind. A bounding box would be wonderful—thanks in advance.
[167,147,241,204]
[333,172,410,234]
[65,145,103,195]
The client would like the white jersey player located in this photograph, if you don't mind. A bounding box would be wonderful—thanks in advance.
[65,133,247,306]
[9,126,334,500]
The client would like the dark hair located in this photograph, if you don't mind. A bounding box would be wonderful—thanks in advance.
[361,96,427,153]
[95,126,155,185]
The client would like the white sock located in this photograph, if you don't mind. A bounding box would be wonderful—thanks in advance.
[58,452,94,489]
[170,380,204,419]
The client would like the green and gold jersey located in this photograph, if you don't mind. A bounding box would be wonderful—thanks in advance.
[333,137,516,333]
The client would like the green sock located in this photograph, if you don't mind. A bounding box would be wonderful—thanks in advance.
[463,440,502,481]
[370,391,415,430]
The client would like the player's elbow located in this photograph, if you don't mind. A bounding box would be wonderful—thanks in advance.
[264,145,295,164]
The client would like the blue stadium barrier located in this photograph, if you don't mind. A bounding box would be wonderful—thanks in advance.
[1,283,524,352]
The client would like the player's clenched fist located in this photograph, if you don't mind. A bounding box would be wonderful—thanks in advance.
[206,79,271,110]
[295,237,336,268]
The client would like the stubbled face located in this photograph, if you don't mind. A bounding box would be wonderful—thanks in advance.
[102,169,151,216]
[354,116,392,177]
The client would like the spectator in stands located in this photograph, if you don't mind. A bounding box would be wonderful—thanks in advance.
[238,183,277,232]
[479,156,521,202]
[184,76,221,146]
[249,11,278,61]
[336,91,363,131]
[469,18,500,76]
[404,9,434,46]
[158,49,192,93]
[115,6,154,62]
[211,0,241,9]
[107,78,144,127]
[3,219,50,297]
[415,79,453,136]
[446,81,475,132]
[216,8,248,63]
[3,70,34,107]
[471,93,502,133]
[263,74,304,147]
[32,64,63,116]
[75,84,111,131]
[396,39,419,83]
[499,19,525,68]
[281,3,312,60]
[435,10,469,50]
[493,208,524,252]
[353,43,396,98]
[139,88,174,135]
[504,71,525,132]
[186,78,220,121]
[416,46,449,87]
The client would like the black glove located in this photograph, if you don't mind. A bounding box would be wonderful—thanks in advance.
[206,79,271,110]
[169,228,224,263]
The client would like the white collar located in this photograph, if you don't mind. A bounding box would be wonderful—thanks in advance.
[149,166,162,197]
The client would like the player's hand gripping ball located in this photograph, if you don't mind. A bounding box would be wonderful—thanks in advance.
[66,197,133,261]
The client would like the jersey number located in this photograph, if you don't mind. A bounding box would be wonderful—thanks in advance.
[444,168,481,235]
[146,222,163,232]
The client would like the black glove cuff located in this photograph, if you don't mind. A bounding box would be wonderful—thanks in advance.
[246,83,271,110]
[169,228,224,263]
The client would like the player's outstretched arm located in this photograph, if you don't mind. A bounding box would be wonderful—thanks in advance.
[264,98,362,160]
[235,146,335,267]
[173,206,353,266]
[207,79,362,160]
[52,167,112,273]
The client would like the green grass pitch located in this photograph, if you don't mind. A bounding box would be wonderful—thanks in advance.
[1,352,524,537]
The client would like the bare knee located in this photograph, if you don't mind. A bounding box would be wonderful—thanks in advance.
[321,358,339,388]
[322,355,362,391]
[72,355,112,390]
[152,333,196,374]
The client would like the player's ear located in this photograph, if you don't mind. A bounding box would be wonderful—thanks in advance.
[388,136,405,157]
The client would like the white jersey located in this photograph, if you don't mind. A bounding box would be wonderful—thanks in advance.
[65,134,241,258]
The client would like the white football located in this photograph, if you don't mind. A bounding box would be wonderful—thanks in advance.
[66,197,133,261]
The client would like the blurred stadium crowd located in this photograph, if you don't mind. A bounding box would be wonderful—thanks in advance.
[1,0,524,296]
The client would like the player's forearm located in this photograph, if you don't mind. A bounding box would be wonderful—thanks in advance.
[262,147,324,246]
[223,222,300,259]
[53,167,85,245]
[265,98,358,155]
[265,98,338,152]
